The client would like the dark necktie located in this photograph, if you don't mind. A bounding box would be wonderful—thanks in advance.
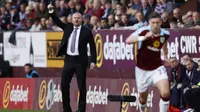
[70,27,78,53]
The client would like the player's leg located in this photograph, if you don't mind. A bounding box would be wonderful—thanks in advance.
[135,67,151,112]
[152,66,170,112]
[155,79,170,112]
[138,91,148,112]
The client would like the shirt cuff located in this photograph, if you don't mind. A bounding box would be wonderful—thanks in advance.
[49,9,54,14]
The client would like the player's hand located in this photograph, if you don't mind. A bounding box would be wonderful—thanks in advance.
[145,32,154,39]
[90,62,96,70]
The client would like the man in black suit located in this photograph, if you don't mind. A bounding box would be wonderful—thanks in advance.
[48,3,97,112]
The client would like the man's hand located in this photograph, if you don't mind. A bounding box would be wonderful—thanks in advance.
[145,32,154,39]
[177,83,182,89]
[192,85,199,88]
[47,3,54,13]
[90,63,96,70]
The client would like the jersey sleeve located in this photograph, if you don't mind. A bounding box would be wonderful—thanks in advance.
[129,26,149,37]
[130,28,143,37]
[161,28,170,40]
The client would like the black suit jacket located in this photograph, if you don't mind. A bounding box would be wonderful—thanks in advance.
[49,12,97,65]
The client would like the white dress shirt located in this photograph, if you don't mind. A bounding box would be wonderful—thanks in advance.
[67,26,82,56]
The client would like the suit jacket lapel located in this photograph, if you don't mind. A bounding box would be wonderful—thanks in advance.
[78,26,84,44]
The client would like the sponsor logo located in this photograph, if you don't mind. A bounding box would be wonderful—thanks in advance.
[160,37,165,43]
[147,46,159,52]
[38,79,62,110]
[153,40,160,48]
[167,37,179,60]
[104,34,134,65]
[95,33,103,68]
[121,82,153,112]
[38,80,47,109]
[180,36,198,54]
[86,85,109,107]
[121,82,130,112]
[93,33,134,67]
[2,81,29,108]
[3,81,11,108]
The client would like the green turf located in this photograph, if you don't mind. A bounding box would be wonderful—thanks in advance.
[0,109,51,112]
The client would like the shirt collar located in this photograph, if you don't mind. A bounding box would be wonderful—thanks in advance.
[74,25,81,30]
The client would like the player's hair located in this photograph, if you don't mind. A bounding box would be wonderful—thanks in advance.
[149,12,161,20]
[24,63,33,68]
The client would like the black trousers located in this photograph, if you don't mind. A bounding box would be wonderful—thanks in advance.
[61,56,87,112]
[184,88,200,111]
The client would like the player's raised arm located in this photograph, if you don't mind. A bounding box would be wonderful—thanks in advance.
[126,28,153,44]
[162,40,169,62]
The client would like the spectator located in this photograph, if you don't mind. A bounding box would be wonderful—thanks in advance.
[127,0,141,21]
[29,17,41,31]
[25,6,34,20]
[169,57,186,109]
[83,14,92,29]
[169,17,178,29]
[181,59,200,108]
[75,0,85,15]
[107,14,115,28]
[19,4,26,22]
[90,15,100,30]
[100,18,109,29]
[182,60,200,92]
[0,6,11,30]
[114,9,124,28]
[147,0,156,10]
[154,0,173,15]
[161,12,170,28]
[84,0,93,14]
[121,14,134,26]
[173,8,183,24]
[35,2,48,19]
[191,12,200,28]
[58,0,67,17]
[102,1,114,18]
[87,0,104,19]
[40,17,47,30]
[140,0,151,21]
[183,11,193,28]
[25,19,32,30]
[10,6,20,28]
[120,11,147,30]
[182,54,198,66]
[24,63,40,78]
[130,0,142,11]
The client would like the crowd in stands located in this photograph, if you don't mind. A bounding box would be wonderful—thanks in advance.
[0,0,200,31]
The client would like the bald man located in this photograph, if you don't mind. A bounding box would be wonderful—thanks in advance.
[48,4,97,112]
